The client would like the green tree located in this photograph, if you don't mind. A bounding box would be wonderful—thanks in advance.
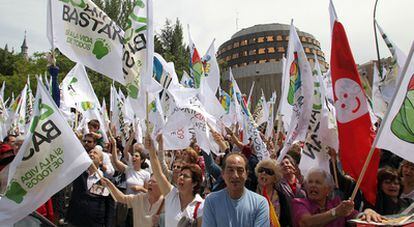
[92,0,134,29]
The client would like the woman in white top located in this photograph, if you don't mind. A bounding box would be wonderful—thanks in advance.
[145,134,204,227]
[111,137,150,195]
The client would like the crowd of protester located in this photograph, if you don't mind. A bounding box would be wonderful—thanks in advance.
[1,118,413,227]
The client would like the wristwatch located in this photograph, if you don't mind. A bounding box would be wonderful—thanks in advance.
[330,208,336,217]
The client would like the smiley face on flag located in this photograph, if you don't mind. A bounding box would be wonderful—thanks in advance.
[334,78,368,123]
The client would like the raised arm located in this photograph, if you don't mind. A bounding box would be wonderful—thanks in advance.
[225,126,243,149]
[109,136,127,173]
[100,177,128,204]
[156,134,172,178]
[144,134,173,196]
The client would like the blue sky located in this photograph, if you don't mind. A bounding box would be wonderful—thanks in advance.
[1,0,413,64]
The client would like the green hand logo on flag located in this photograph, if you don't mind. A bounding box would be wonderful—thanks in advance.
[5,180,27,204]
[391,74,414,143]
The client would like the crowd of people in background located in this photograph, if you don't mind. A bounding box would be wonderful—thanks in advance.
[0,117,413,227]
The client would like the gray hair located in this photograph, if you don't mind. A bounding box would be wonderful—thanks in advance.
[305,168,335,190]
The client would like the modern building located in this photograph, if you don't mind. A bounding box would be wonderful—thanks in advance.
[217,23,327,110]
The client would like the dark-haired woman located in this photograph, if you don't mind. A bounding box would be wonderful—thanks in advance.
[375,167,412,215]
[145,134,204,227]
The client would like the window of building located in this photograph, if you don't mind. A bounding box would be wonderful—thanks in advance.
[277,47,285,53]
[249,38,256,44]
[233,64,239,68]
[305,47,311,53]
[232,53,239,59]
[301,36,307,42]
[249,49,257,55]
[307,37,313,43]
[225,55,231,61]
[268,47,275,53]
[240,40,248,46]
[258,48,266,54]
[259,59,267,64]
[269,58,277,62]
[249,61,256,65]
[227,44,233,51]
[309,58,314,63]
[285,36,289,41]
[257,37,265,43]
[233,42,239,48]
[277,35,283,41]
[241,62,247,67]
[266,36,274,42]
[242,51,248,57]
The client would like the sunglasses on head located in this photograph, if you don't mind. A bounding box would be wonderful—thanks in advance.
[258,167,275,176]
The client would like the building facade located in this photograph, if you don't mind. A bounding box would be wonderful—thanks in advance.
[217,23,327,110]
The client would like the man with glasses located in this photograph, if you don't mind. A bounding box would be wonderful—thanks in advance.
[202,153,269,227]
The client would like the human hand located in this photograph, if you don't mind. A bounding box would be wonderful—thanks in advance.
[100,177,111,187]
[335,200,355,217]
[144,134,156,153]
[360,208,384,223]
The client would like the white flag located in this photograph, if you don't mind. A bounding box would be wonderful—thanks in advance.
[376,21,407,103]
[47,0,125,84]
[0,80,92,225]
[372,64,388,119]
[61,63,108,142]
[376,43,414,163]
[299,54,331,175]
[278,21,313,161]
[201,40,220,95]
[253,90,269,126]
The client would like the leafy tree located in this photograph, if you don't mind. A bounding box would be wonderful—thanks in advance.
[92,0,134,29]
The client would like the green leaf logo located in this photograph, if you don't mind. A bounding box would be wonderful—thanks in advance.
[92,38,111,60]
[5,180,27,204]
[391,74,414,143]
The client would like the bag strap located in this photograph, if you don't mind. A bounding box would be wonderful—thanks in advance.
[193,201,201,220]
[155,198,165,215]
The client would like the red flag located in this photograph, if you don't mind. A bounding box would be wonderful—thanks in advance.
[330,21,380,205]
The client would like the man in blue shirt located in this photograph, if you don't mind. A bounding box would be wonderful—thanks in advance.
[202,153,269,227]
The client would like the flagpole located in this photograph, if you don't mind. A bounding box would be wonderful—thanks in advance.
[373,0,382,79]
[145,91,150,134]
[350,41,414,201]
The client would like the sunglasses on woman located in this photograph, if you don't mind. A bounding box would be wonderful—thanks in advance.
[258,167,275,176]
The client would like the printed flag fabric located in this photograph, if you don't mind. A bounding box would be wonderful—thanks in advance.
[0,80,92,225]
[330,17,379,205]
[188,27,204,89]
[376,21,407,104]
[201,40,220,94]
[376,43,414,164]
[47,0,125,84]
[372,64,388,119]
[299,54,331,176]
[277,21,313,161]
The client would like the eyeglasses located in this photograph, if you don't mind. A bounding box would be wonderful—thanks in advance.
[83,140,94,144]
[258,167,275,176]
[173,165,182,170]
[178,173,192,179]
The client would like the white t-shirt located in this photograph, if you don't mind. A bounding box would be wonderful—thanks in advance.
[125,166,151,195]
[165,187,204,227]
